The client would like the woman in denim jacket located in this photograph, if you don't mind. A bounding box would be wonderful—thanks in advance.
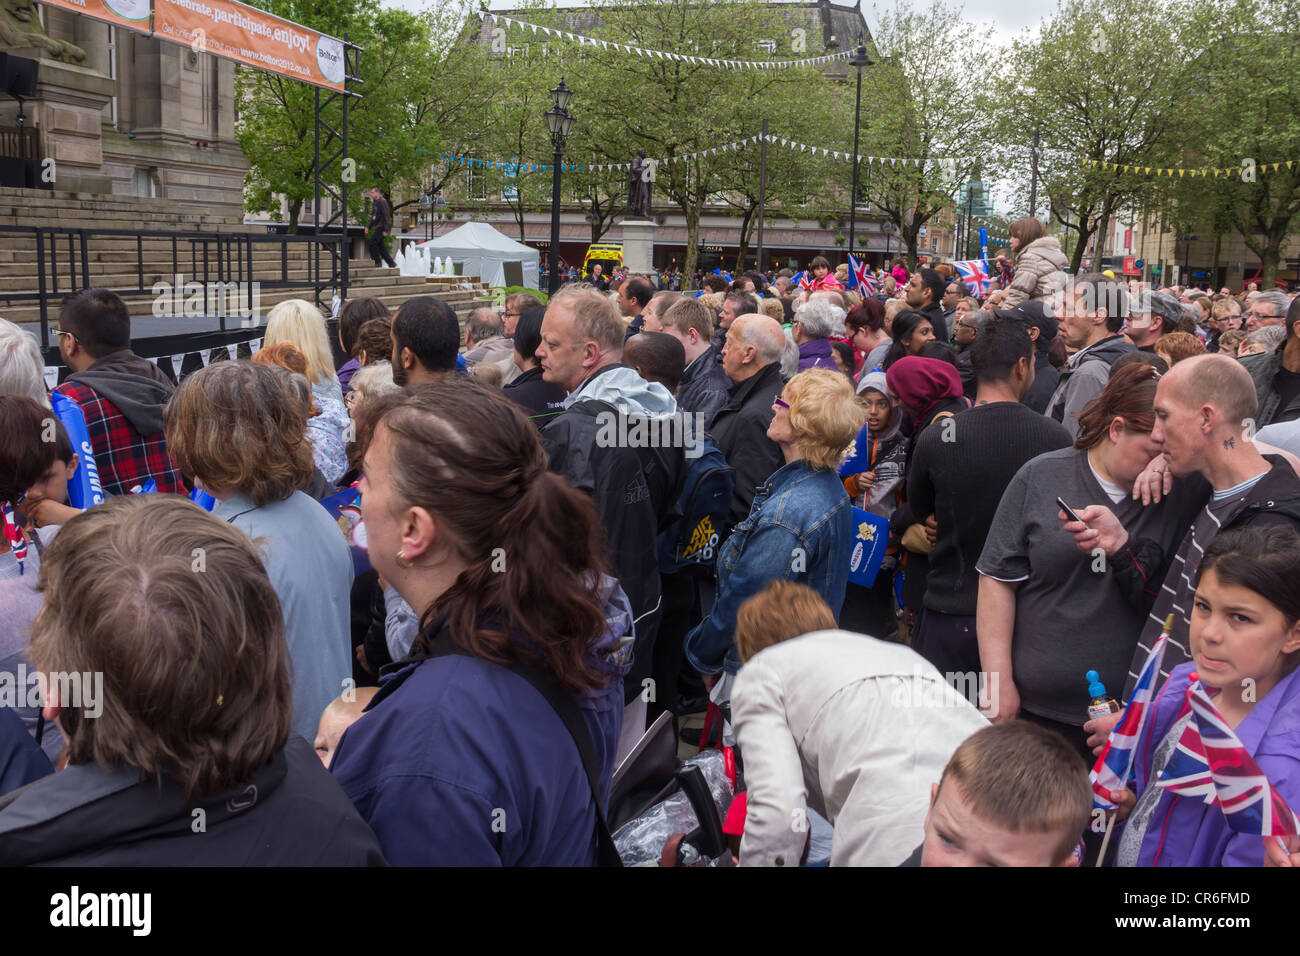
[685,369,862,723]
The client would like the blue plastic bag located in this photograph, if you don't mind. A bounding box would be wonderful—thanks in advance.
[49,391,104,509]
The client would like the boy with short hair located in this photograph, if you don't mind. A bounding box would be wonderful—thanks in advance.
[908,721,1092,866]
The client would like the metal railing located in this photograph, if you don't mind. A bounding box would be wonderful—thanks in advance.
[0,225,350,346]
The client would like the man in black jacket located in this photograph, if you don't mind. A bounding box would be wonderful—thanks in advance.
[905,266,949,344]
[537,287,686,708]
[1063,354,1300,746]
[368,186,396,268]
[661,296,731,421]
[709,313,786,530]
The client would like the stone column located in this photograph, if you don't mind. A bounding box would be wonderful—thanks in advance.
[621,219,657,275]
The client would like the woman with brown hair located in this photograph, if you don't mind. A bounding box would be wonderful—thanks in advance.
[997,218,1069,309]
[0,495,385,865]
[975,363,1207,759]
[165,361,354,743]
[327,379,634,865]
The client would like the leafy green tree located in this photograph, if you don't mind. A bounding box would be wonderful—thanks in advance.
[1153,0,1300,285]
[1001,0,1199,273]
[855,0,997,269]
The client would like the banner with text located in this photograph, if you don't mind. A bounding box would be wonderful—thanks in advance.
[153,0,345,91]
[39,0,152,34]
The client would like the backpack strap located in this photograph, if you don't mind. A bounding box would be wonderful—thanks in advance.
[422,636,623,867]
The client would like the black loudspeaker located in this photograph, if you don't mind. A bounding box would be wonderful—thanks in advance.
[3,54,39,98]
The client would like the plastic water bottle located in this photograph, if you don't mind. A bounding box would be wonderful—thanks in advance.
[1085,670,1121,722]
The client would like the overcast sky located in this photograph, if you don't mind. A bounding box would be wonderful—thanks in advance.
[380,0,1057,45]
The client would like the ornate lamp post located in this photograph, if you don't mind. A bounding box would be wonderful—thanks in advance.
[544,79,575,294]
[847,35,874,262]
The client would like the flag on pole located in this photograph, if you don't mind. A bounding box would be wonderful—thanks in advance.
[1090,616,1171,809]
[846,254,877,294]
[790,270,812,290]
[1185,675,1300,835]
[954,259,992,297]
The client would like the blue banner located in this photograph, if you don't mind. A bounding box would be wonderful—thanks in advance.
[49,391,105,509]
[847,506,889,586]
[979,228,989,260]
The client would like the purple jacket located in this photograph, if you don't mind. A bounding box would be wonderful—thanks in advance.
[1127,662,1300,866]
[797,338,837,373]
[338,357,360,395]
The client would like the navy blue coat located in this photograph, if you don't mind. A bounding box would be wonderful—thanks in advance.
[329,582,634,865]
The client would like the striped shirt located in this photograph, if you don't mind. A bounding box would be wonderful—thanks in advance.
[1122,473,1267,699]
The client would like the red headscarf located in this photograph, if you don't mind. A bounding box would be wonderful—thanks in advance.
[886,356,963,423]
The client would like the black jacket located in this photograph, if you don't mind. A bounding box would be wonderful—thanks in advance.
[1113,457,1300,611]
[1021,348,1060,415]
[677,346,731,422]
[503,365,567,429]
[0,735,386,865]
[709,362,785,529]
[368,195,391,232]
[542,368,685,703]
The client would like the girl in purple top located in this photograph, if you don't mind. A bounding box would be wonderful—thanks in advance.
[1112,523,1300,866]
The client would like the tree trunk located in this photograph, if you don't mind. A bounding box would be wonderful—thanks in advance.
[682,204,701,287]
[288,197,302,235]
[734,202,757,273]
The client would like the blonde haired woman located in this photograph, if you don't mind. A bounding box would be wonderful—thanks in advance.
[685,368,862,738]
[264,298,349,484]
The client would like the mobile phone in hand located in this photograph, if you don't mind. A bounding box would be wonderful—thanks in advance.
[1057,497,1086,525]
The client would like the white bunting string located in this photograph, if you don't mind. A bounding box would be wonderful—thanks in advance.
[441,134,972,175]
[481,12,855,70]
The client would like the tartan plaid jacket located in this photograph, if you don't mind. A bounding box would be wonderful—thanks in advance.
[55,379,185,497]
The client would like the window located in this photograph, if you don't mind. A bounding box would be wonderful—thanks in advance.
[465,166,487,201]
[131,167,157,198]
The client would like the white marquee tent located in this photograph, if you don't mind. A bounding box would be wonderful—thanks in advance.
[417,222,540,289]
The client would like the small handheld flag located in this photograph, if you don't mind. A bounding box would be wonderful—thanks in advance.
[1091,614,1173,809]
[1185,674,1300,836]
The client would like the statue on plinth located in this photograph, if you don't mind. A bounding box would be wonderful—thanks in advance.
[627,148,652,219]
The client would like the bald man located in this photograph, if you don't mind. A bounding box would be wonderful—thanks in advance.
[711,313,788,529]
[1061,354,1300,745]
[625,331,686,394]
[315,687,379,768]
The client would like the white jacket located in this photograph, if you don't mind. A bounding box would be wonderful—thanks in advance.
[731,630,988,866]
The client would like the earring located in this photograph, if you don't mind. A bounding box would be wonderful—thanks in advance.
[395,550,412,569]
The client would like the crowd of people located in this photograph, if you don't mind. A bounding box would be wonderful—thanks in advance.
[1,214,1299,868]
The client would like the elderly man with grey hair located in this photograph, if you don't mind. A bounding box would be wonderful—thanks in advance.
[1245,289,1290,333]
[953,307,989,399]
[1240,293,1300,426]
[462,307,513,368]
[793,298,842,372]
[1125,289,1183,352]
[0,318,50,407]
[712,313,788,529]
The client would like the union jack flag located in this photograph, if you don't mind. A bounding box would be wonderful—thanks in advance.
[954,259,992,297]
[1186,677,1300,836]
[1091,623,1169,809]
[1156,698,1217,804]
[790,271,812,290]
[847,254,878,294]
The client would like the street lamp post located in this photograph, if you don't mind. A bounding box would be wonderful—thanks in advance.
[847,35,873,262]
[545,79,575,295]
